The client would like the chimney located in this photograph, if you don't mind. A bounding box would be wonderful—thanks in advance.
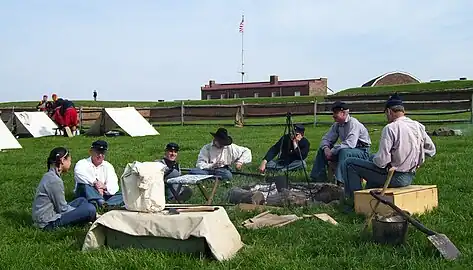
[209,80,215,87]
[269,75,278,84]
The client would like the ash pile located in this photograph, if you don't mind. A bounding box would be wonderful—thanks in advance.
[226,176,344,207]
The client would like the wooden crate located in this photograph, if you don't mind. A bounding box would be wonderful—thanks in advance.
[354,185,438,216]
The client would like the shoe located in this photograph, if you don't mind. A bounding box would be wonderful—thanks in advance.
[177,186,193,202]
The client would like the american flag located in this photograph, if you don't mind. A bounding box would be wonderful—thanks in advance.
[239,15,244,33]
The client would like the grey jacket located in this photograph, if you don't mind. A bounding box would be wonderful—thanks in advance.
[31,168,74,228]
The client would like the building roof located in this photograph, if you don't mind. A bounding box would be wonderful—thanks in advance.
[361,71,421,87]
[201,77,325,91]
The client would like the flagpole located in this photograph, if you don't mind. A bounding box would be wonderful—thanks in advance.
[239,14,245,83]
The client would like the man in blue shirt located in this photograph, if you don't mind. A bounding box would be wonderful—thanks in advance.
[310,101,372,184]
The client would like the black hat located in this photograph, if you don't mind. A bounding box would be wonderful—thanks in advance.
[165,142,179,152]
[331,101,348,112]
[210,128,233,146]
[91,140,108,152]
[385,93,403,109]
[294,124,305,134]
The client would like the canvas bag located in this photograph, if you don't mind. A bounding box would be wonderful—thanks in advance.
[120,161,166,213]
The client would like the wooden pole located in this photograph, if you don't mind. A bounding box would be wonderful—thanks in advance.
[79,106,83,132]
[181,101,185,126]
[470,93,473,124]
[313,100,317,127]
[241,101,245,124]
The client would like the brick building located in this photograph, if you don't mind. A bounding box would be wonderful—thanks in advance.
[362,71,420,87]
[201,75,328,100]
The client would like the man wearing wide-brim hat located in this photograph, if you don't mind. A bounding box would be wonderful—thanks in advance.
[310,101,372,184]
[340,93,436,208]
[188,127,252,180]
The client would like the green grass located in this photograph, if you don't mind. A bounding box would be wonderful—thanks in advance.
[0,96,324,109]
[335,80,473,96]
[1,120,473,269]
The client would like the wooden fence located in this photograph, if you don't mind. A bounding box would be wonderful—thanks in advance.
[1,94,472,128]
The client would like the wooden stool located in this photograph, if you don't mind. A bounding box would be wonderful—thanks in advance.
[327,161,337,183]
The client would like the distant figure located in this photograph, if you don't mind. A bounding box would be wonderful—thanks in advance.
[52,93,58,102]
[36,95,48,111]
[93,90,97,101]
[52,99,79,136]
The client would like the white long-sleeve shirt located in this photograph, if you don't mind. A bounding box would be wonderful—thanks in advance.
[196,142,252,170]
[74,157,120,195]
[373,116,436,173]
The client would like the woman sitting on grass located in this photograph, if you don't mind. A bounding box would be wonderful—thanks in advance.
[32,147,97,231]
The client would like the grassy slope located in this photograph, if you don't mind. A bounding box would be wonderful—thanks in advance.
[1,122,473,269]
[0,96,323,109]
[335,80,473,96]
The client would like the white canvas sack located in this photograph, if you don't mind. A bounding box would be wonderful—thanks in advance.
[120,161,166,213]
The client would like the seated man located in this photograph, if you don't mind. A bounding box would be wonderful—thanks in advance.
[156,142,192,202]
[258,124,310,173]
[341,94,436,201]
[310,101,372,183]
[189,127,252,180]
[74,140,124,209]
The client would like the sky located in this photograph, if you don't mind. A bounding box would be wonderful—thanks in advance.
[0,0,472,102]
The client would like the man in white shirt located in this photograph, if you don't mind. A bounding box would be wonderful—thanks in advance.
[340,93,436,203]
[74,140,123,209]
[188,128,252,180]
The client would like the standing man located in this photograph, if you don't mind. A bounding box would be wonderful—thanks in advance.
[310,101,372,184]
[156,142,192,202]
[341,94,436,200]
[259,124,310,173]
[74,140,124,209]
[189,128,252,180]
[93,90,97,101]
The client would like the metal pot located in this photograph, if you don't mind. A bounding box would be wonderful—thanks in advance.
[372,212,409,245]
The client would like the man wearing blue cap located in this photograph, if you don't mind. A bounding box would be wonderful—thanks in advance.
[156,142,192,202]
[259,124,310,173]
[310,101,372,183]
[73,140,124,209]
[341,93,436,204]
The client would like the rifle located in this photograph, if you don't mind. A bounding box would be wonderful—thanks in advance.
[180,168,265,178]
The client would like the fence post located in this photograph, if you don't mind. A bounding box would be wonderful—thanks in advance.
[241,101,245,123]
[79,106,83,132]
[313,100,317,127]
[470,93,473,124]
[180,101,185,126]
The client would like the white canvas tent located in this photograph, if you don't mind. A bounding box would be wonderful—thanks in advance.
[0,120,22,151]
[86,107,159,137]
[6,111,58,138]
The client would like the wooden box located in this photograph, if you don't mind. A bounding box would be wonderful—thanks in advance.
[354,185,438,216]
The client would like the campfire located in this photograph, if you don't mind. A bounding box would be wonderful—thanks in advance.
[226,176,344,207]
